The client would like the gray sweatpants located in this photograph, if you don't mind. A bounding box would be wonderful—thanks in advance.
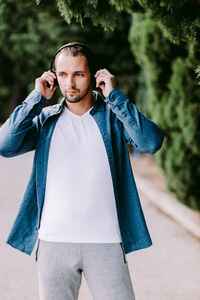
[36,240,135,300]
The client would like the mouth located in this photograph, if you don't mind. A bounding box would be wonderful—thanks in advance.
[66,90,78,94]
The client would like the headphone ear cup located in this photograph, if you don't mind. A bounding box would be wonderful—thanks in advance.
[52,71,58,86]
[47,71,58,88]
[92,72,96,88]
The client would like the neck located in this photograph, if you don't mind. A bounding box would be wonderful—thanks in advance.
[65,89,95,116]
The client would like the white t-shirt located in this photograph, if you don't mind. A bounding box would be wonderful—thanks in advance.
[38,102,122,243]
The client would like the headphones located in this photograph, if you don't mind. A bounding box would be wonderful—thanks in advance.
[47,42,97,88]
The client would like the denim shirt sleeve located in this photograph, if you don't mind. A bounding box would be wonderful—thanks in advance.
[0,90,48,157]
[105,88,164,154]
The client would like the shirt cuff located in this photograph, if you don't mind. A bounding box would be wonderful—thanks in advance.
[105,88,127,104]
[23,90,48,105]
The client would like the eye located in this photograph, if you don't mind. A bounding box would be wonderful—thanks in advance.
[76,73,84,77]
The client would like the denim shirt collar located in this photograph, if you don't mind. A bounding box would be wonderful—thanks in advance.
[56,90,106,115]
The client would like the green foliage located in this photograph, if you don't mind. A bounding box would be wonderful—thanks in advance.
[0,0,67,118]
[37,0,119,30]
[129,13,200,210]
[34,0,200,43]
[109,0,144,12]
[195,65,200,85]
[135,0,200,42]
[1,0,200,211]
[0,0,139,122]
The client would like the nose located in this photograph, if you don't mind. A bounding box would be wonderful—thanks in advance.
[65,75,75,88]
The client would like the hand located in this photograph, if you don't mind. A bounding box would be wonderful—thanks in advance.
[95,69,116,97]
[35,70,57,99]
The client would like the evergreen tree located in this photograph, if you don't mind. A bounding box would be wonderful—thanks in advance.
[0,0,139,122]
[134,0,200,42]
[0,0,66,119]
[36,0,119,30]
[2,0,200,209]
[36,0,200,43]
[129,13,200,209]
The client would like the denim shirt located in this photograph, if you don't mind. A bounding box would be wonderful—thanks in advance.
[0,88,164,255]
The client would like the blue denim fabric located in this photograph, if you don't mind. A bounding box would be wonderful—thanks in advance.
[0,88,164,255]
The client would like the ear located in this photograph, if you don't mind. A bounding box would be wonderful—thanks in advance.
[91,73,96,88]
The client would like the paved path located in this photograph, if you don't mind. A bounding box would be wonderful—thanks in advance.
[0,152,200,300]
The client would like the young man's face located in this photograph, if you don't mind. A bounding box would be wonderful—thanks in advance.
[56,53,92,103]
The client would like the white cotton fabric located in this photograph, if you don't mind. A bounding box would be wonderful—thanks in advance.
[38,103,122,243]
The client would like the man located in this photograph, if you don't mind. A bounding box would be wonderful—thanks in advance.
[0,42,164,300]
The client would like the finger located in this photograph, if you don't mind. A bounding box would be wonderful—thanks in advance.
[41,74,55,86]
[96,75,109,86]
[95,74,113,86]
[41,71,56,80]
[42,71,56,80]
[95,69,106,78]
[95,69,111,77]
[50,85,57,92]
[48,70,57,79]
[96,78,105,88]
[96,74,112,80]
[96,76,106,85]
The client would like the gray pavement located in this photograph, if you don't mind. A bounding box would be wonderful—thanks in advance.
[0,152,200,300]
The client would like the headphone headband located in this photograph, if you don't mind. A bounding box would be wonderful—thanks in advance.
[48,42,97,88]
[50,42,92,71]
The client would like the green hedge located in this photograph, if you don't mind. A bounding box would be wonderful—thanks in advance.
[129,13,200,210]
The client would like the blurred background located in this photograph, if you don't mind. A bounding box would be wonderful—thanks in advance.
[1,0,200,299]
[1,0,200,210]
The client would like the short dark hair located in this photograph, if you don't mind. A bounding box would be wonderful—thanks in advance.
[54,42,97,82]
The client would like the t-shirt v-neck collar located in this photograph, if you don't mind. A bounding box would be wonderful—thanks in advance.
[64,105,94,119]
